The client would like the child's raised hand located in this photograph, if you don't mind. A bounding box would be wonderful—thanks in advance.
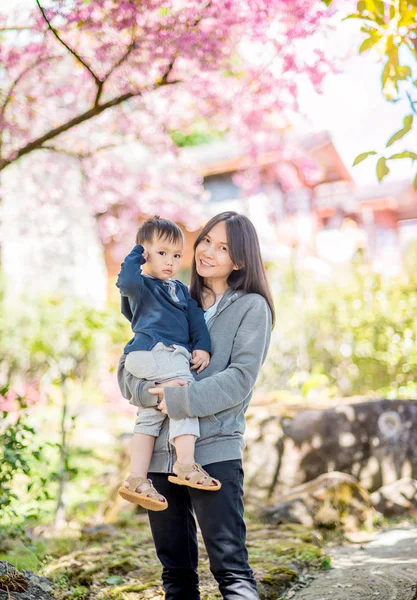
[191,349,210,374]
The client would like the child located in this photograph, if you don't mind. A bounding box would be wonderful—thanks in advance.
[116,216,221,511]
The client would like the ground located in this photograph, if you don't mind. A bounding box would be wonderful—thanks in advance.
[3,516,417,599]
[0,515,329,600]
[291,525,417,600]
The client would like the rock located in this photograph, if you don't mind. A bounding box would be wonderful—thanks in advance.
[259,566,300,600]
[0,562,53,600]
[244,398,417,501]
[81,523,119,540]
[262,499,314,528]
[262,472,376,531]
[370,477,417,516]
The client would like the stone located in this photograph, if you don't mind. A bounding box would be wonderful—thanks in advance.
[370,477,417,516]
[243,399,417,502]
[262,471,375,531]
[0,562,53,600]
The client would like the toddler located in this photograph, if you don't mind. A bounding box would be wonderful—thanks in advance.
[116,216,221,511]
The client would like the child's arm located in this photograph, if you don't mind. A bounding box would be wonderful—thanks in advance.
[116,245,147,297]
[186,291,212,373]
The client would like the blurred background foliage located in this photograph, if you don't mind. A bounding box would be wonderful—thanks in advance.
[2,245,417,532]
[0,292,129,535]
[260,243,417,400]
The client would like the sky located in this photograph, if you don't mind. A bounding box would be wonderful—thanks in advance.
[298,56,414,185]
[3,0,415,186]
[297,19,415,186]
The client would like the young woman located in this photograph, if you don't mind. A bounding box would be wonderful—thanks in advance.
[117,211,275,600]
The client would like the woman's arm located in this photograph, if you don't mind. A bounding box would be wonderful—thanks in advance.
[163,297,272,420]
[117,353,187,408]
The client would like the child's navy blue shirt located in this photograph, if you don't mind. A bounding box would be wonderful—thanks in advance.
[116,245,212,355]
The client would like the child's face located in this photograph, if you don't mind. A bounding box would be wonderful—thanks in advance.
[142,235,184,281]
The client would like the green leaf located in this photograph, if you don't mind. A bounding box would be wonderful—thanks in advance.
[387,44,399,64]
[359,34,380,53]
[105,576,125,585]
[343,13,373,21]
[376,157,390,181]
[353,151,377,166]
[374,0,385,17]
[395,65,411,80]
[381,61,391,86]
[321,0,333,5]
[386,115,414,147]
[399,3,417,26]
[413,172,417,190]
[388,151,417,161]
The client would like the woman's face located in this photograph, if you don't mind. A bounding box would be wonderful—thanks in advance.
[195,221,238,283]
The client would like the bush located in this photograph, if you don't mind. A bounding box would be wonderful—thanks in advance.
[0,387,47,527]
[261,260,417,399]
[0,291,128,526]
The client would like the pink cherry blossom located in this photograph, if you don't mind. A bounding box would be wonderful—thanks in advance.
[0,0,336,241]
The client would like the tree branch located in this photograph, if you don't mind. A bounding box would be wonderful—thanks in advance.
[36,0,103,87]
[0,55,61,157]
[94,82,104,108]
[0,55,60,124]
[161,57,176,84]
[103,40,137,83]
[40,143,119,159]
[0,26,32,32]
[0,91,135,171]
[406,91,417,115]
[0,74,181,172]
[93,40,138,106]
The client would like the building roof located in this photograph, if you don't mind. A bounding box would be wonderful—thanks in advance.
[355,179,413,202]
[182,131,352,185]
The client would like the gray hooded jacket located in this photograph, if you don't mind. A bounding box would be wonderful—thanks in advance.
[117,289,272,472]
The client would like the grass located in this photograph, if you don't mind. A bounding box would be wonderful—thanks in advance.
[0,515,329,600]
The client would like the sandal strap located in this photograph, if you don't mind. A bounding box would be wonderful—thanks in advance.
[174,462,217,486]
[125,475,162,499]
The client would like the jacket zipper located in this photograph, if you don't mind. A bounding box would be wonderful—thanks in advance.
[207,292,240,330]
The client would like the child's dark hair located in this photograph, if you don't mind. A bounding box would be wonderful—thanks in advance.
[136,216,184,246]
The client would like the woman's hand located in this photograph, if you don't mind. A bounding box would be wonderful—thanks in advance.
[149,379,189,415]
[149,387,167,413]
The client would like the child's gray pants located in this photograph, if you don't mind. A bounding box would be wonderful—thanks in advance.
[125,342,198,443]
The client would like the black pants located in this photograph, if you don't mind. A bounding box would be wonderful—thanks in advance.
[148,459,259,600]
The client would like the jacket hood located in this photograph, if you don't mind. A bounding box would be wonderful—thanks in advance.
[206,288,245,328]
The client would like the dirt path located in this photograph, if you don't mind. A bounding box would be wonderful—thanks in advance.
[291,527,417,600]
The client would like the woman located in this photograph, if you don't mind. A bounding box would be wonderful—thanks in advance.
[117,211,275,599]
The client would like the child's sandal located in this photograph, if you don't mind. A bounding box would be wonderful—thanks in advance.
[168,462,221,491]
[118,476,168,511]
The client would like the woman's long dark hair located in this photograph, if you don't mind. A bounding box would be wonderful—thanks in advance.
[190,211,275,327]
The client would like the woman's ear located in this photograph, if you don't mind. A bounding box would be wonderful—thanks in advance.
[233,264,240,271]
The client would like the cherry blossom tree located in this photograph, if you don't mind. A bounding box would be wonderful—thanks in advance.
[0,0,337,241]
